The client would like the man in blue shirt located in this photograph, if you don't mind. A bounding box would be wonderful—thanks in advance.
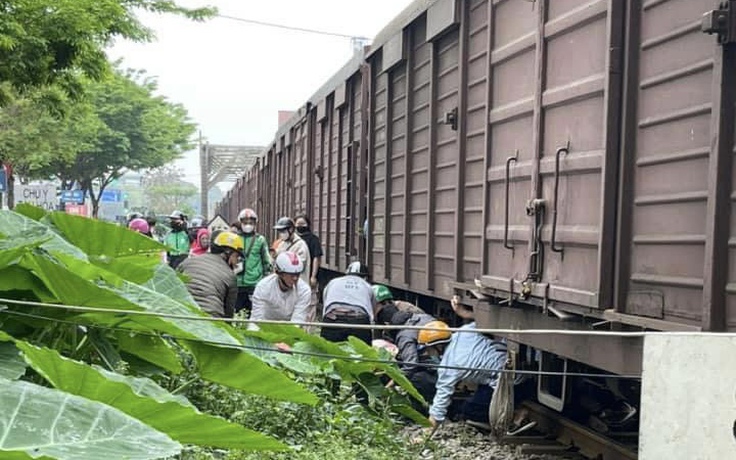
[427,296,536,435]
[428,322,508,426]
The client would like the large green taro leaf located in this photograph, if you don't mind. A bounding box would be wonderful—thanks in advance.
[186,340,318,405]
[0,342,25,380]
[0,377,181,460]
[0,211,87,261]
[16,254,179,337]
[14,340,286,451]
[113,331,183,374]
[22,253,240,345]
[12,203,47,221]
[16,255,316,404]
[47,212,165,258]
[143,263,198,307]
[247,324,426,405]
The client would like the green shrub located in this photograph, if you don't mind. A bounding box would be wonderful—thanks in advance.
[162,368,435,459]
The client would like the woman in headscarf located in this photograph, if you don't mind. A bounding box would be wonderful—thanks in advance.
[189,228,211,256]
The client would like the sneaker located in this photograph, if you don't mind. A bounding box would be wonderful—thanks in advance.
[506,419,537,436]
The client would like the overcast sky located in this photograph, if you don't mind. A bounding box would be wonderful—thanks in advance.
[107,0,414,187]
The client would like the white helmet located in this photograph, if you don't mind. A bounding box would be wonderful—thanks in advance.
[238,208,258,221]
[274,252,304,274]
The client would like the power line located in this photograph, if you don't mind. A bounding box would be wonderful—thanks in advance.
[0,309,642,380]
[215,14,371,41]
[0,297,654,337]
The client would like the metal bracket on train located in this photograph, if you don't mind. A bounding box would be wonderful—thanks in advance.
[450,283,491,312]
[702,0,736,44]
[313,164,324,180]
[441,107,458,131]
[525,198,545,217]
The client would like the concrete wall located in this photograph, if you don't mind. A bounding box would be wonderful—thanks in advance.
[640,334,736,459]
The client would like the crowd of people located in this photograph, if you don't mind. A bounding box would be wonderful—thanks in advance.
[125,207,537,436]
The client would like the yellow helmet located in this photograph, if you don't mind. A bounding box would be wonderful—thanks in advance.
[213,231,244,254]
[418,321,452,347]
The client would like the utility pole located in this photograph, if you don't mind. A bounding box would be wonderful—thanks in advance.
[199,131,208,220]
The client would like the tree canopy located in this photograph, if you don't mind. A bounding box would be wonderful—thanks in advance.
[0,0,215,102]
[31,68,198,217]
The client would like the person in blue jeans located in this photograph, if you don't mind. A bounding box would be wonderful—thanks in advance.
[427,297,536,435]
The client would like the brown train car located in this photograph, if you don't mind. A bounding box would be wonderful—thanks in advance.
[364,0,734,377]
[216,0,734,380]
[366,1,468,296]
[306,52,369,273]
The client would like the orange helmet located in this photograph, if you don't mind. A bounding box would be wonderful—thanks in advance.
[418,321,452,347]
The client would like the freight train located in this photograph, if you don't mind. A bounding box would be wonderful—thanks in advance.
[216,0,735,430]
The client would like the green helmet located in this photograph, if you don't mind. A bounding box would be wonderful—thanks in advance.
[373,285,393,303]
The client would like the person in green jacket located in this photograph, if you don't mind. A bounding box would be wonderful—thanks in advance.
[235,208,272,314]
[165,210,190,269]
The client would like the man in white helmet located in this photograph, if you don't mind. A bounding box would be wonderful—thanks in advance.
[248,251,311,331]
[235,208,272,314]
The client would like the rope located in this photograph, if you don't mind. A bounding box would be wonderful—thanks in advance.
[0,296,672,337]
[0,309,642,379]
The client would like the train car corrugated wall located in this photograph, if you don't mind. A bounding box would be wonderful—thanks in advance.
[479,0,623,312]
[293,117,310,215]
[368,0,466,297]
[309,64,366,273]
[615,0,735,332]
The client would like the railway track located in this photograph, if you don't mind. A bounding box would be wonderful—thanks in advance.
[503,402,638,460]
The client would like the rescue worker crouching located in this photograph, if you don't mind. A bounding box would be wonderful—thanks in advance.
[374,286,451,411]
[248,251,311,331]
[321,261,374,344]
[426,296,536,435]
[177,231,242,319]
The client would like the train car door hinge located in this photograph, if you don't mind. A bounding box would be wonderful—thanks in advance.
[702,0,736,45]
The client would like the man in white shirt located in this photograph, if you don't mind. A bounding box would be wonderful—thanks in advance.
[320,261,375,344]
[248,251,311,331]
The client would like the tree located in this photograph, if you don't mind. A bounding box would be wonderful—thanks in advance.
[0,0,214,207]
[0,85,101,182]
[37,68,197,217]
[143,165,198,216]
[0,0,215,103]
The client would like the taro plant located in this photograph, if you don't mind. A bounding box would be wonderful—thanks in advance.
[0,205,427,459]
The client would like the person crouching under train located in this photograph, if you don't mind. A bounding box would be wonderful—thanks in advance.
[320,261,375,344]
[247,251,311,331]
[374,284,449,394]
[427,296,536,435]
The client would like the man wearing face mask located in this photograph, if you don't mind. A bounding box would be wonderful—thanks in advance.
[177,231,242,318]
[165,210,190,269]
[273,217,311,287]
[234,208,272,314]
[248,251,311,331]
